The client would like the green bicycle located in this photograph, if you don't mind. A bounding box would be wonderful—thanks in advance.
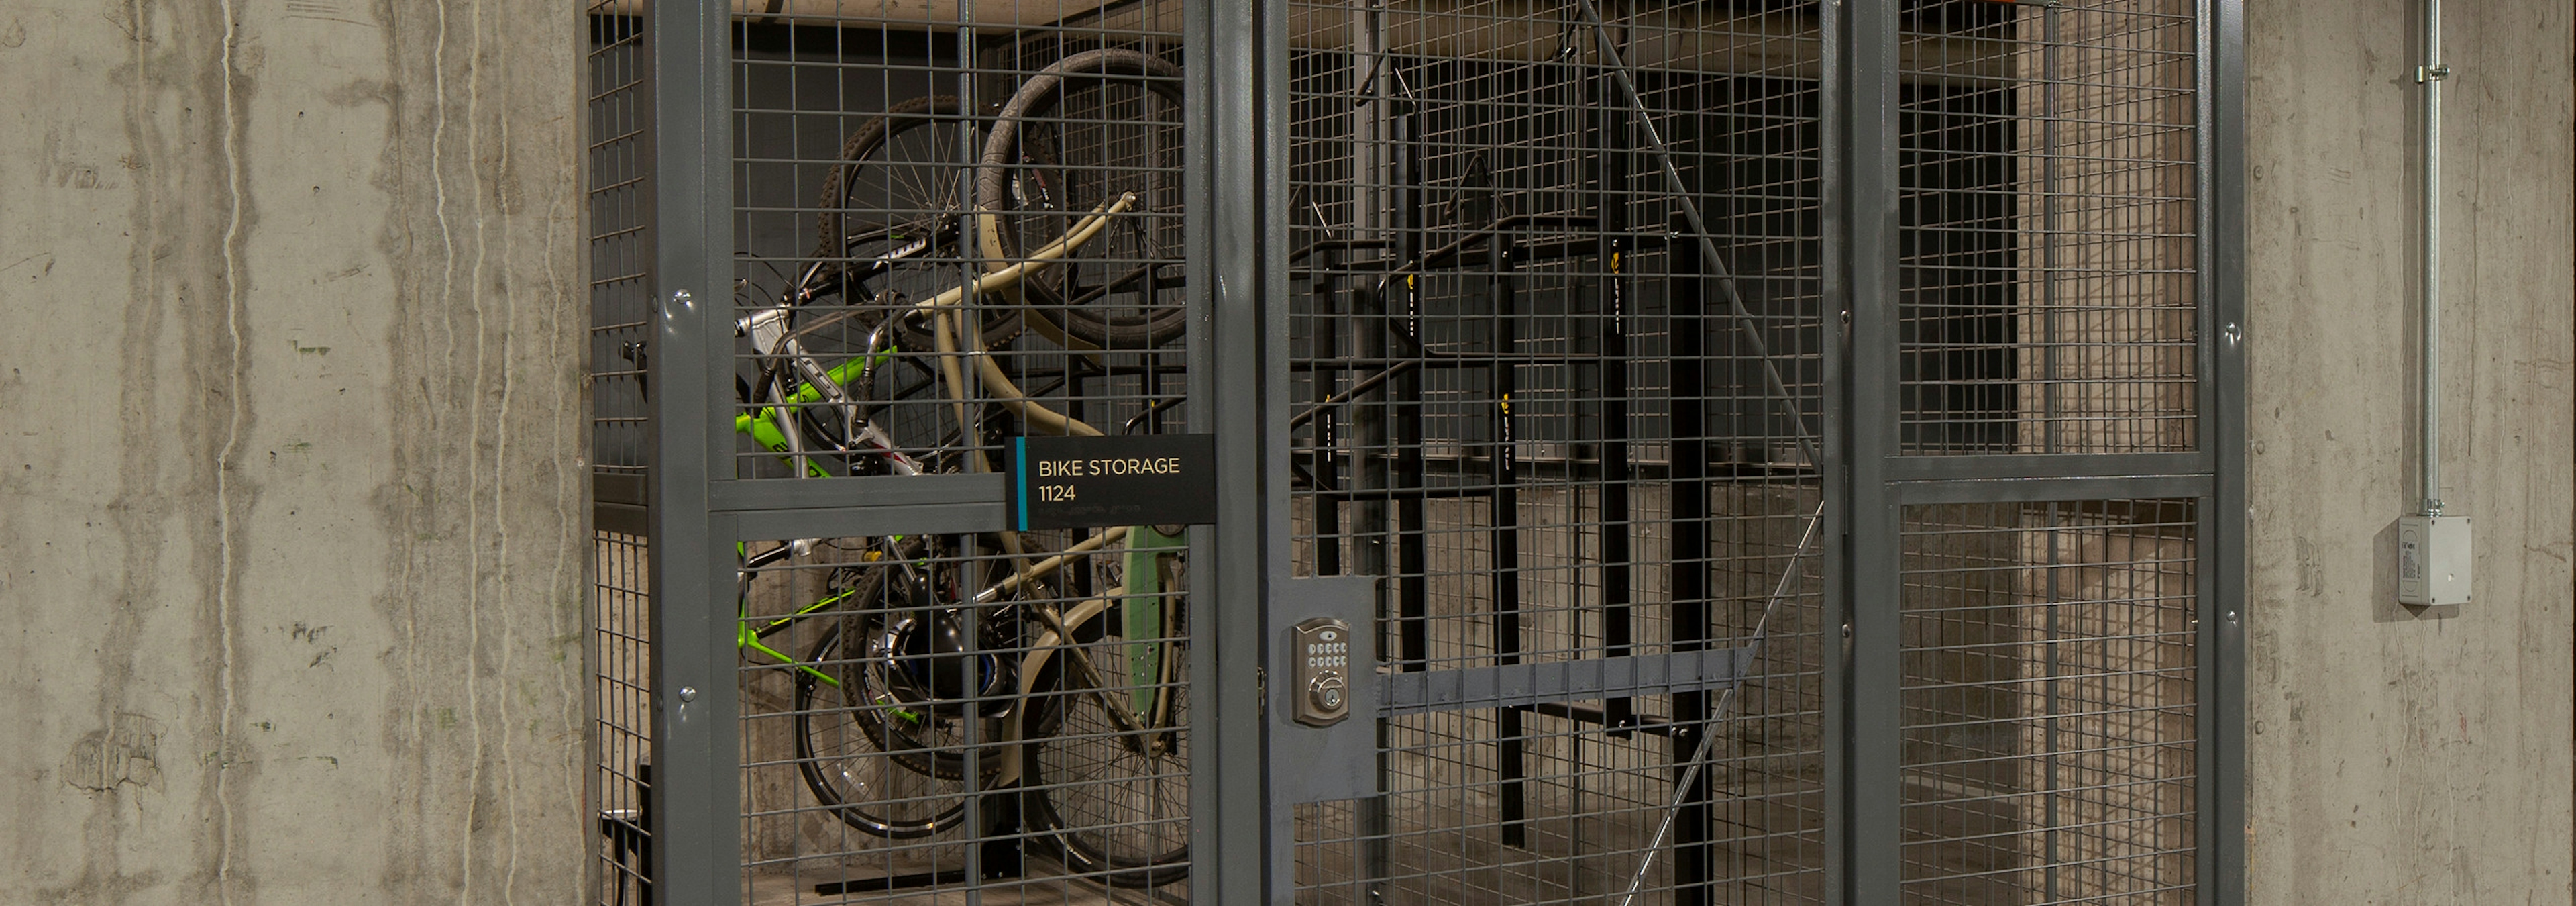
[729,46,1195,889]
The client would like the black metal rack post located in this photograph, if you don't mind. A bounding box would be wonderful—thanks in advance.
[1312,247,1344,576]
[1393,110,1430,672]
[1487,236,1527,849]
[1668,231,1717,906]
[1595,81,1638,736]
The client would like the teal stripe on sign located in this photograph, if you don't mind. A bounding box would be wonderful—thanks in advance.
[1013,436,1030,531]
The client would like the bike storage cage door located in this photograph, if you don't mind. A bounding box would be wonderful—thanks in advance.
[1271,0,2241,902]
[612,0,1242,901]
[588,0,2245,903]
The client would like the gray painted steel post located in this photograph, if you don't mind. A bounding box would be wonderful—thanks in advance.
[2204,0,2251,901]
[645,1,739,903]
[1190,0,1287,900]
[1815,0,1853,895]
[1816,0,1851,894]
[1831,0,1904,902]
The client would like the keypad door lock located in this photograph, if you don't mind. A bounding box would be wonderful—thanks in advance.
[1291,617,1354,726]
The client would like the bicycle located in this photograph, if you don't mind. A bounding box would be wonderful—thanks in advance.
[728,45,1195,889]
[777,520,1189,883]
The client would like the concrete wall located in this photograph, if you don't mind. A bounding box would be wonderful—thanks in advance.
[0,3,588,903]
[2243,0,2574,902]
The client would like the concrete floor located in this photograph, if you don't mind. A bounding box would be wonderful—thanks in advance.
[744,859,1185,906]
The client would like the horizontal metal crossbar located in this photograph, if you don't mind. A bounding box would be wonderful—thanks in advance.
[1378,648,1754,717]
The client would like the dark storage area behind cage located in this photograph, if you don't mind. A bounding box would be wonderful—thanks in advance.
[589,1,2236,903]
[1283,6,1833,901]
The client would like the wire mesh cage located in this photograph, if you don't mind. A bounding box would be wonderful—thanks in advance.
[1897,500,2198,903]
[718,3,1199,902]
[729,5,1191,487]
[1898,1,2202,456]
[1285,2,1830,901]
[727,530,1193,902]
[1887,5,2209,897]
[589,0,2230,902]
[588,7,655,905]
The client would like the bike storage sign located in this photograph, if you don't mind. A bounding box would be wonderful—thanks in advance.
[1006,434,1218,530]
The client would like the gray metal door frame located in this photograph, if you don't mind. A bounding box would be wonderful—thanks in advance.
[635,1,1276,901]
[641,1,734,900]
[623,0,2247,901]
[1829,1,2247,902]
[1197,0,1288,899]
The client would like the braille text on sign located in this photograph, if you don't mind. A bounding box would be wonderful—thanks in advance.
[1006,434,1218,530]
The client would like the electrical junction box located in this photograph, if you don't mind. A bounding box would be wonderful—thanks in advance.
[2396,515,2472,606]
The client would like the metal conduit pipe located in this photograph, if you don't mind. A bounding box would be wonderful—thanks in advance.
[2418,0,2451,516]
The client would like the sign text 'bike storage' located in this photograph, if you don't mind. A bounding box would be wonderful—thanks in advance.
[1007,434,1218,530]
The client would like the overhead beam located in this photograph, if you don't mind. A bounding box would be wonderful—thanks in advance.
[596,0,2014,84]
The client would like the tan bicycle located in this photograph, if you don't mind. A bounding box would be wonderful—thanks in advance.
[733,46,1193,888]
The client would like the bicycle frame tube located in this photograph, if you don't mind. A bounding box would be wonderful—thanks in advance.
[735,196,1136,472]
[731,537,912,687]
[1010,576,1179,755]
[737,585,864,687]
[927,195,1139,447]
[1121,526,1187,719]
[733,349,885,472]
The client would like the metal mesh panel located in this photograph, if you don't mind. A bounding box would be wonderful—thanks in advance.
[732,542,984,901]
[591,9,653,479]
[730,530,1193,903]
[1898,1,2200,455]
[729,6,1189,484]
[602,1,2229,900]
[721,5,1195,901]
[1287,2,1828,901]
[1898,500,2198,904]
[588,7,655,905]
[596,530,655,905]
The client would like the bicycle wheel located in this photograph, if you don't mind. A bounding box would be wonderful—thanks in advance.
[813,94,1021,356]
[1022,530,1191,887]
[793,613,978,839]
[977,48,1189,351]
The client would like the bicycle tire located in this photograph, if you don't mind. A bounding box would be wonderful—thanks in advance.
[976,48,1189,351]
[814,94,1022,354]
[1020,531,1192,887]
[792,615,981,839]
[811,533,1048,768]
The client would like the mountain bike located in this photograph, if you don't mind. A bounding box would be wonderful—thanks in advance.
[729,46,1194,889]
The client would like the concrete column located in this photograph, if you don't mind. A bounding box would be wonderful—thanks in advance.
[2243,0,2573,901]
[0,2,587,902]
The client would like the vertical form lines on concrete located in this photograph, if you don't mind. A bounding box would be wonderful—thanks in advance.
[425,2,488,898]
[209,0,252,901]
